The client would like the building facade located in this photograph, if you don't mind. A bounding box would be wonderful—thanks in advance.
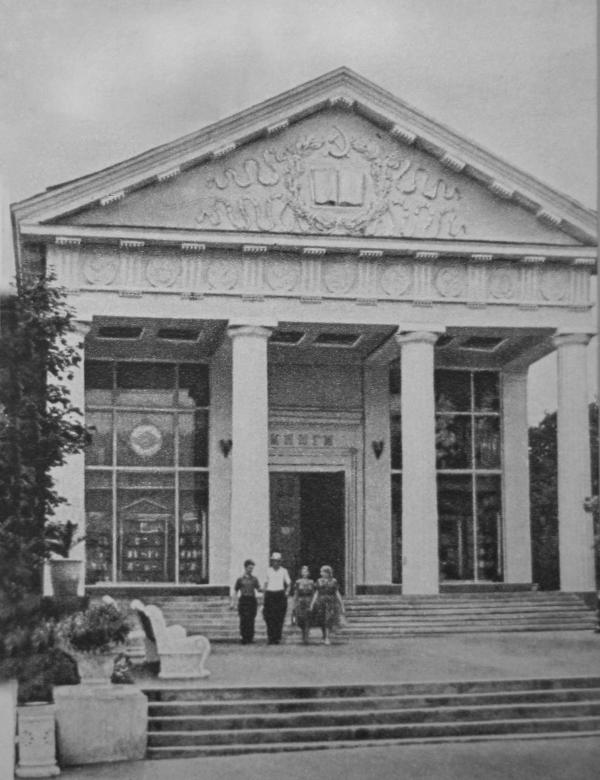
[12,69,597,595]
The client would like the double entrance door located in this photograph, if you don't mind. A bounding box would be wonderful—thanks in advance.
[269,471,345,592]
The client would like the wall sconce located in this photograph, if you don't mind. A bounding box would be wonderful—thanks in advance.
[219,439,232,458]
[371,439,384,460]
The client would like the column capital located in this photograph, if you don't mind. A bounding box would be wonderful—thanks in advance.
[227,324,274,341]
[72,320,91,338]
[552,332,592,349]
[395,330,440,347]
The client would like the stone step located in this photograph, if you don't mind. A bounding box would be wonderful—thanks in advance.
[145,677,600,702]
[145,729,600,758]
[149,687,600,717]
[147,715,600,749]
[149,700,600,733]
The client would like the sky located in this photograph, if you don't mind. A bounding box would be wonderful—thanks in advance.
[0,0,597,420]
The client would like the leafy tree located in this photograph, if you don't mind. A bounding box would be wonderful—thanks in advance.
[529,401,599,590]
[0,272,89,604]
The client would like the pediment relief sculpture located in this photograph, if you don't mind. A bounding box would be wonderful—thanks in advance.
[196,123,466,239]
[63,110,576,245]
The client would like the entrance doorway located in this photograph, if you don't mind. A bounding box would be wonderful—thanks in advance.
[270,472,345,591]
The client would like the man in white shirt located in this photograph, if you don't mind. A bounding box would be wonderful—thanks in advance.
[263,552,291,644]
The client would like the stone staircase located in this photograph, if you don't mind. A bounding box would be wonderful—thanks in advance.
[144,676,600,757]
[147,591,596,642]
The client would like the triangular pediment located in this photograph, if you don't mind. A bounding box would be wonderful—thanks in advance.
[13,68,596,246]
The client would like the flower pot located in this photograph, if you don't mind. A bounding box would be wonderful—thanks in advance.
[48,559,83,601]
[69,648,121,685]
[15,702,60,777]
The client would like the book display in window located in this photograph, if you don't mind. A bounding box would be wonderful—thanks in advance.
[119,498,173,582]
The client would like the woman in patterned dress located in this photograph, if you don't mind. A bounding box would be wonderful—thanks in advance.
[291,565,315,644]
[310,565,345,645]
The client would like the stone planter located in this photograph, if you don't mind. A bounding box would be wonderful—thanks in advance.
[48,559,83,601]
[67,647,121,685]
[15,703,60,778]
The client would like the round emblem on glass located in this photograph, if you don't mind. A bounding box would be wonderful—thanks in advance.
[129,424,163,458]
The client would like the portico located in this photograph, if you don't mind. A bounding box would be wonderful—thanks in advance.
[11,68,596,595]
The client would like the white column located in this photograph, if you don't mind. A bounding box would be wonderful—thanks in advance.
[363,362,392,584]
[502,369,532,583]
[553,332,594,592]
[45,320,90,595]
[395,330,439,594]
[227,321,274,586]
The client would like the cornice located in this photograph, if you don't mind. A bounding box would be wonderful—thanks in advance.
[11,68,596,244]
[19,221,596,266]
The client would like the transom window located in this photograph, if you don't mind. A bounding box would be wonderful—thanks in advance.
[84,361,209,584]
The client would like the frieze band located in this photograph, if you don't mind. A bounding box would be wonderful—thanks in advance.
[48,244,591,309]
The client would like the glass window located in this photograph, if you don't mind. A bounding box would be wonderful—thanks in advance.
[435,370,470,412]
[438,474,474,581]
[474,372,500,412]
[116,411,175,467]
[85,362,113,406]
[179,411,209,468]
[179,472,208,584]
[179,364,210,408]
[116,363,175,407]
[86,411,113,466]
[85,477,113,584]
[476,475,502,581]
[436,414,472,469]
[475,416,501,469]
[390,414,402,470]
[391,474,402,584]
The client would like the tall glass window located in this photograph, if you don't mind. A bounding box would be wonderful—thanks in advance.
[390,366,503,583]
[85,361,209,584]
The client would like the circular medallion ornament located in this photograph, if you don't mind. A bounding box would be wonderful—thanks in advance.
[265,259,301,292]
[540,268,569,301]
[129,424,163,458]
[435,265,466,298]
[83,250,119,286]
[206,259,240,289]
[380,262,412,297]
[146,257,181,288]
[489,267,518,300]
[323,260,357,294]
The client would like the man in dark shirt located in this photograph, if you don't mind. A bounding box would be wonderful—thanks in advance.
[231,559,261,644]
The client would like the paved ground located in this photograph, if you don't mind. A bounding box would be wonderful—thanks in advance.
[136,630,600,688]
[40,631,600,779]
[59,737,600,780]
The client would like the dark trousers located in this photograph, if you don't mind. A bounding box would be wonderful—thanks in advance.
[263,590,287,643]
[238,595,258,643]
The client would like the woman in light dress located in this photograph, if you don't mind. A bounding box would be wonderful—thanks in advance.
[309,565,345,645]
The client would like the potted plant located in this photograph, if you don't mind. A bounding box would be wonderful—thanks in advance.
[45,520,84,600]
[57,597,131,685]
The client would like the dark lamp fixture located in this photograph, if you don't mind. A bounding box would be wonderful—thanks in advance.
[219,439,232,457]
[371,440,385,459]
